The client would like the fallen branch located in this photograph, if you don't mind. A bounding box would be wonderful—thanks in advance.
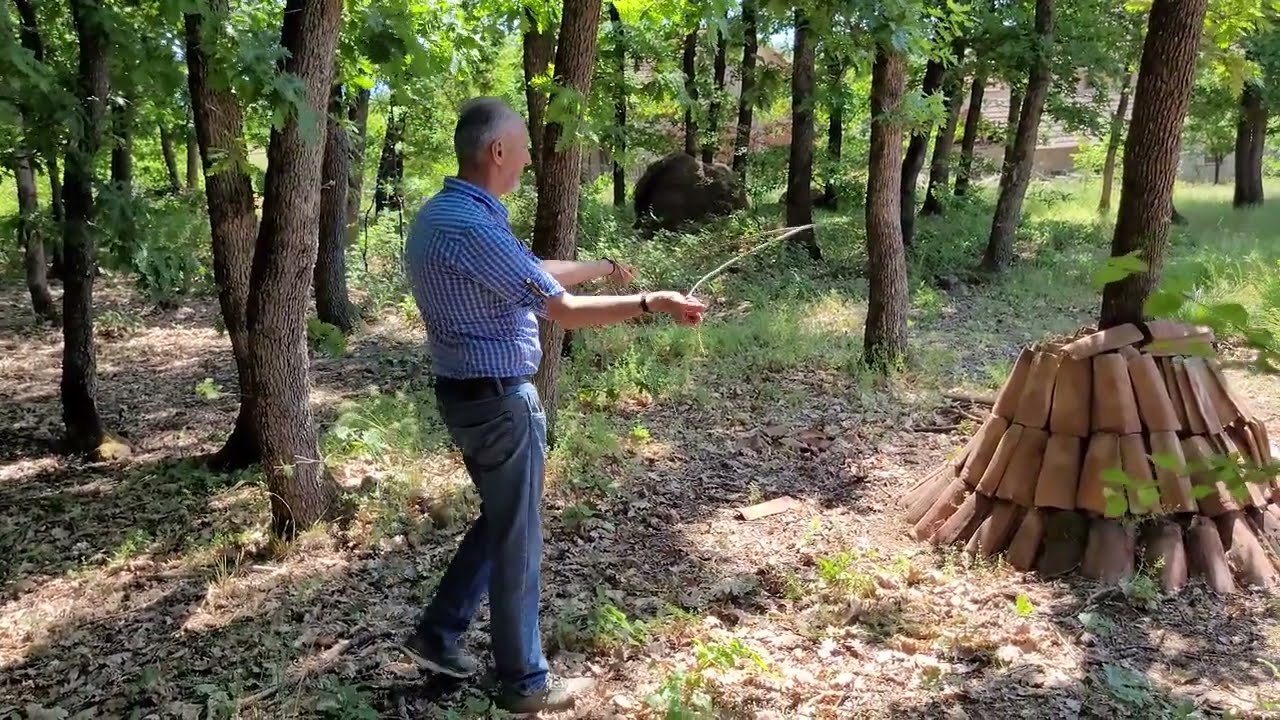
[911,424,963,434]
[943,390,996,406]
[238,629,372,708]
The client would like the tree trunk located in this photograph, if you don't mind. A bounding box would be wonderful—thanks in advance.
[1099,72,1133,213]
[823,52,848,207]
[315,85,358,333]
[159,124,183,193]
[786,8,821,260]
[532,0,603,446]
[61,0,110,455]
[1001,89,1024,174]
[982,0,1055,272]
[110,99,134,195]
[865,48,910,368]
[682,29,698,157]
[701,24,727,164]
[1233,82,1266,207]
[922,40,968,216]
[1214,156,1222,185]
[184,0,261,471]
[610,3,626,207]
[185,122,200,189]
[954,70,986,196]
[901,58,947,249]
[732,0,757,180]
[523,7,556,182]
[245,0,344,536]
[345,88,370,246]
[14,150,57,322]
[47,152,64,223]
[373,106,404,217]
[1098,0,1208,329]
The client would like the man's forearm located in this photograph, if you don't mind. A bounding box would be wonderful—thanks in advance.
[540,259,612,287]
[545,292,646,329]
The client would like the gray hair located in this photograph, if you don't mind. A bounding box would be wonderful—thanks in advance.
[454,97,524,169]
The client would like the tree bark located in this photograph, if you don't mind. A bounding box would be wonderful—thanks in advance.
[61,0,110,455]
[823,52,848,207]
[1001,89,1024,175]
[345,87,370,246]
[14,150,57,322]
[159,123,183,193]
[865,48,910,368]
[732,0,757,180]
[610,3,626,207]
[901,58,947,249]
[1214,156,1222,185]
[523,7,556,182]
[532,0,603,446]
[110,99,134,195]
[702,24,727,164]
[954,70,986,196]
[922,40,968,216]
[373,106,404,217]
[1233,82,1266,207]
[47,152,64,223]
[246,0,344,536]
[1098,0,1208,329]
[682,29,698,156]
[184,0,261,471]
[185,121,200,189]
[982,0,1055,272]
[1099,72,1133,213]
[786,8,821,260]
[315,85,358,333]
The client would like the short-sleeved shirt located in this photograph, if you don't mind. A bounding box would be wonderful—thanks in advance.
[405,177,565,379]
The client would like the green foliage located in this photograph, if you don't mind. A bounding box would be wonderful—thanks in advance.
[307,318,348,358]
[646,637,768,719]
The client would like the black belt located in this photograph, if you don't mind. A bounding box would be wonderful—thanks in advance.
[433,375,531,401]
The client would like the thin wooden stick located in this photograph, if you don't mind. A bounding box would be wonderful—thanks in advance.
[687,224,816,296]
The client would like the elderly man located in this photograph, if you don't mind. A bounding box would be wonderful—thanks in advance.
[401,96,705,713]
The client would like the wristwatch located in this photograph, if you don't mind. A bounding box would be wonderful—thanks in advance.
[640,293,652,313]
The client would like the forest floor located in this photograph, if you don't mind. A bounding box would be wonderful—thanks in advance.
[2,180,1280,719]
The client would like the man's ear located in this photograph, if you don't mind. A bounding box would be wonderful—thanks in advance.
[492,138,505,164]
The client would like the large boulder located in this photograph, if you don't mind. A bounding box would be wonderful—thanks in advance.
[633,152,747,235]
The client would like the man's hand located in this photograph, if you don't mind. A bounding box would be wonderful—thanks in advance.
[645,291,706,325]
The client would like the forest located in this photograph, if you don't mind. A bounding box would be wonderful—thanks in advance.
[2,0,1280,716]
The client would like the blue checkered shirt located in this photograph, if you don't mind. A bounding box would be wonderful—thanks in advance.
[405,177,565,379]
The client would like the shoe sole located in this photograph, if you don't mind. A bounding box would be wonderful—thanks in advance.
[400,644,476,679]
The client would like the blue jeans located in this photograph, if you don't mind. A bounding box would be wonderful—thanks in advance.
[415,380,550,696]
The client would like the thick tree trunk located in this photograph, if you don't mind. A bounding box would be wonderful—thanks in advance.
[185,0,261,471]
[955,71,986,196]
[159,123,183,193]
[786,9,821,260]
[682,29,698,156]
[1214,156,1222,185]
[901,58,947,249]
[532,0,603,446]
[732,0,757,180]
[702,25,727,164]
[922,41,968,216]
[246,0,344,536]
[982,0,1054,272]
[47,152,64,223]
[373,107,404,217]
[345,88,370,246]
[14,151,57,322]
[823,53,848,207]
[865,49,910,368]
[185,122,200,189]
[523,7,556,181]
[1099,73,1133,213]
[1001,89,1024,174]
[1233,82,1266,207]
[61,0,110,455]
[110,100,134,194]
[315,85,358,333]
[610,3,626,207]
[1099,0,1208,329]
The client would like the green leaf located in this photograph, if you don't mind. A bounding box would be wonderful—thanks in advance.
[1191,484,1216,500]
[1143,290,1186,318]
[1014,593,1035,617]
[1101,467,1131,488]
[1207,302,1250,328]
[1137,486,1160,508]
[1150,452,1185,472]
[1092,251,1148,289]
[1104,488,1127,518]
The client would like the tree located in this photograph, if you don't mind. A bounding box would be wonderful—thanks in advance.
[682,27,698,156]
[981,0,1054,273]
[786,8,821,260]
[373,103,404,216]
[731,0,757,180]
[1233,80,1266,206]
[1099,0,1208,328]
[953,69,986,196]
[865,47,909,367]
[183,0,261,470]
[900,57,946,249]
[1098,71,1133,211]
[61,0,112,456]
[532,0,603,444]
[245,0,345,536]
[158,123,183,193]
[1183,64,1238,186]
[315,84,358,333]
[702,21,727,163]
[610,2,626,207]
[822,48,850,207]
[921,39,968,216]
[522,5,556,180]
[345,88,370,245]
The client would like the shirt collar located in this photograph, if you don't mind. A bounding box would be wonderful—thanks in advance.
[443,176,509,222]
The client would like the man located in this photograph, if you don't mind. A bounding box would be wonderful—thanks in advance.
[401,96,706,714]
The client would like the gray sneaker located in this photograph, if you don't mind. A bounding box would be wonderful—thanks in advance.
[400,633,480,678]
[496,675,597,715]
